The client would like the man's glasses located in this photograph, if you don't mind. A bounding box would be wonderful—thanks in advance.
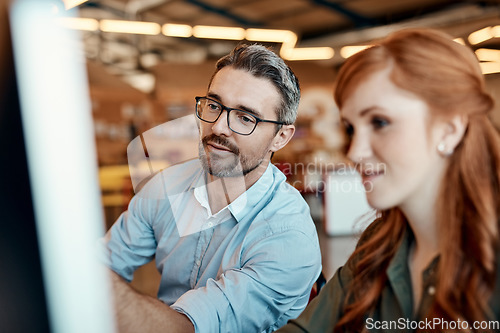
[195,96,284,136]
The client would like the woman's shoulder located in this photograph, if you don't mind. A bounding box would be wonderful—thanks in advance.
[279,265,353,332]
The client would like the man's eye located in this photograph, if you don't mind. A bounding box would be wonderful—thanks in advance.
[207,103,220,112]
[239,115,255,124]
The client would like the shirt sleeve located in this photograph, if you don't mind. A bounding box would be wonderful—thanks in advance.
[99,195,158,282]
[276,265,352,333]
[172,225,322,333]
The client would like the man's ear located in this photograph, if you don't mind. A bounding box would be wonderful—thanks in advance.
[437,114,468,154]
[270,125,295,153]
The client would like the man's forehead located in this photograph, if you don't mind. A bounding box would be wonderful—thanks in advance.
[209,67,280,114]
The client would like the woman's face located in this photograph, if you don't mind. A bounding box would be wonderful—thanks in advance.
[340,67,447,211]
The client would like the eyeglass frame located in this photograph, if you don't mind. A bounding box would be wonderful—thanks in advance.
[195,96,285,136]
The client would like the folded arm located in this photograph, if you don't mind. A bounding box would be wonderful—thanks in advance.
[172,227,322,332]
[109,270,194,333]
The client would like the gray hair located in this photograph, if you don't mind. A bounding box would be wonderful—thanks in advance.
[209,44,300,125]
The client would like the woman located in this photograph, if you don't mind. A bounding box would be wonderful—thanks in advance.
[278,28,500,332]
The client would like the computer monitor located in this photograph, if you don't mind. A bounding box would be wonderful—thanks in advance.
[1,0,114,331]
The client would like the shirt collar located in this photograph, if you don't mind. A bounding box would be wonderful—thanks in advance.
[193,184,232,222]
[386,226,414,318]
[190,162,275,223]
[229,162,275,222]
[387,226,413,277]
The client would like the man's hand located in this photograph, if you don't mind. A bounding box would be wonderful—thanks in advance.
[109,270,195,333]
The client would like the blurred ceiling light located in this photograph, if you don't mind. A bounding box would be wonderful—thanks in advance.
[492,25,500,37]
[192,25,245,40]
[62,0,88,9]
[453,38,465,45]
[100,19,161,35]
[340,45,371,59]
[475,48,500,62]
[246,28,297,44]
[281,47,334,61]
[479,61,500,75]
[59,18,334,61]
[57,17,98,31]
[162,24,192,37]
[468,26,494,45]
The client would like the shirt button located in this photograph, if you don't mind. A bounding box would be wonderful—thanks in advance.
[207,222,213,228]
[196,260,201,266]
[428,286,436,295]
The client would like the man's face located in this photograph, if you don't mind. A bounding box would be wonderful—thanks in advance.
[198,66,282,178]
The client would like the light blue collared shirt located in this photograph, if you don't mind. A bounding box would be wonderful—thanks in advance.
[102,159,322,333]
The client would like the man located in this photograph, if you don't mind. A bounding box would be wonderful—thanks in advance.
[101,44,322,333]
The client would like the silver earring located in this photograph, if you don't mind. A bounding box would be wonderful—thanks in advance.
[437,142,453,157]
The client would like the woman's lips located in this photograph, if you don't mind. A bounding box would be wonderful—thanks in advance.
[360,170,383,184]
[356,164,384,183]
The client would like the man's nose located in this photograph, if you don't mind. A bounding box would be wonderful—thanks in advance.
[211,110,233,136]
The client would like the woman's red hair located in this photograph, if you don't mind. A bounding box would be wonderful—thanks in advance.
[334,28,500,332]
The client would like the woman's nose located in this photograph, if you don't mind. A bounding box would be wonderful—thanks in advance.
[347,132,372,163]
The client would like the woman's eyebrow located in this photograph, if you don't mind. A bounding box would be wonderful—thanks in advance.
[341,106,379,123]
[359,106,380,117]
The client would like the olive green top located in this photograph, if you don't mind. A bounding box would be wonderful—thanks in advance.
[277,225,500,333]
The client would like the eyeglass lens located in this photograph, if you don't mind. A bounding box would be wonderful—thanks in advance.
[197,98,257,135]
